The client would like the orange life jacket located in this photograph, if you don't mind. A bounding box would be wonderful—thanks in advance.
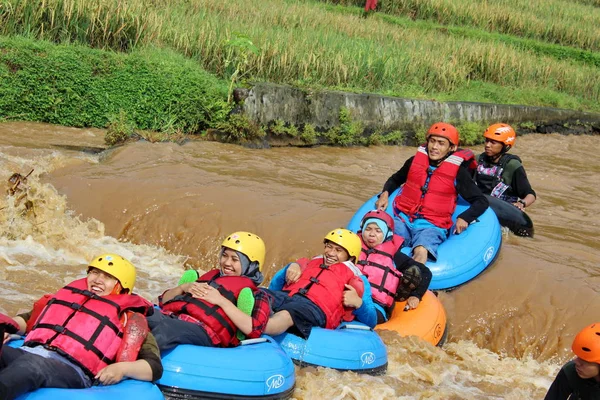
[394,146,474,229]
[24,278,152,378]
[160,269,257,347]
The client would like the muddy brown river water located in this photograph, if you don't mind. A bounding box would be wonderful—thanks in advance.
[1,121,598,399]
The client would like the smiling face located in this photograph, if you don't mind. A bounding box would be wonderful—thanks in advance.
[323,240,350,266]
[87,267,119,296]
[362,222,385,248]
[574,357,600,380]
[219,247,243,277]
[427,135,456,162]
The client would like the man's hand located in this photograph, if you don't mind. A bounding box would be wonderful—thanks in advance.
[343,284,363,309]
[285,263,302,284]
[454,218,469,234]
[406,296,420,310]
[95,363,127,385]
[375,191,389,211]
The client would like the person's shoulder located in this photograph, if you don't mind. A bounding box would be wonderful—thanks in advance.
[503,153,523,167]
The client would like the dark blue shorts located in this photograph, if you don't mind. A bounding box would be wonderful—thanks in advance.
[147,311,212,351]
[266,290,326,339]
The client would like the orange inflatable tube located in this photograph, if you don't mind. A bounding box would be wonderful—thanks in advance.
[376,290,447,346]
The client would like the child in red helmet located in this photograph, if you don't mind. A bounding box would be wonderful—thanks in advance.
[357,210,432,324]
[545,322,600,399]
[375,122,488,264]
[475,123,537,210]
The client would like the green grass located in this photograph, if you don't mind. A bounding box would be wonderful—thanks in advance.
[0,35,230,133]
[0,0,599,115]
[325,0,600,51]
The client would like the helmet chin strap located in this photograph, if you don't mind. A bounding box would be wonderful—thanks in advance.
[111,282,126,295]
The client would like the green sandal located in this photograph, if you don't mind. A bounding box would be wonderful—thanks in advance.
[178,269,200,286]
[236,287,255,340]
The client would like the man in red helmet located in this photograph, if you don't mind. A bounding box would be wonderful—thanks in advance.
[545,322,600,399]
[375,122,488,264]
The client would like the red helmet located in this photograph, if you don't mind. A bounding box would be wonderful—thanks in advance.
[427,123,459,146]
[484,123,516,147]
[572,323,600,363]
[360,210,394,231]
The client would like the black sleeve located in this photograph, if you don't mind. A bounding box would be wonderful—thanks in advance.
[382,157,413,195]
[138,333,164,381]
[455,167,489,224]
[393,251,432,300]
[544,367,572,400]
[511,166,536,199]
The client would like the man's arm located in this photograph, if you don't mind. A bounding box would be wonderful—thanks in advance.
[377,157,413,210]
[511,166,537,207]
[455,167,489,224]
[351,276,377,328]
[381,157,413,195]
[95,333,162,384]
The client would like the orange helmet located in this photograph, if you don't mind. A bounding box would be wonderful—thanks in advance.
[484,123,516,147]
[572,322,600,363]
[427,123,459,146]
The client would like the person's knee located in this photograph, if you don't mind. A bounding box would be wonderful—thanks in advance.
[266,310,293,335]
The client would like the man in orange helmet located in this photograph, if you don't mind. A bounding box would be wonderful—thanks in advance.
[375,122,488,264]
[475,123,536,210]
[545,322,600,399]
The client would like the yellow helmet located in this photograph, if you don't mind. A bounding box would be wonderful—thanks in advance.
[323,228,362,261]
[88,254,136,293]
[221,232,266,271]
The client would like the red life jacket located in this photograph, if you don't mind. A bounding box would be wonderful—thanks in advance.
[160,269,257,347]
[394,146,474,229]
[357,234,404,308]
[24,278,152,378]
[284,257,363,329]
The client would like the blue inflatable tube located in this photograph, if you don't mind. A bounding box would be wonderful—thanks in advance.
[272,322,387,375]
[157,337,295,399]
[267,269,387,375]
[347,189,502,290]
[7,339,164,400]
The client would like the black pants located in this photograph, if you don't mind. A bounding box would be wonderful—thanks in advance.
[147,311,213,351]
[0,347,86,400]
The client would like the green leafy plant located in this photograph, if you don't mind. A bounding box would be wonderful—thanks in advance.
[214,113,266,143]
[223,33,259,104]
[105,110,134,146]
[326,107,364,146]
[300,124,318,144]
[456,121,486,146]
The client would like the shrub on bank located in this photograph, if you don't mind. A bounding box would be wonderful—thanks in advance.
[0,36,230,135]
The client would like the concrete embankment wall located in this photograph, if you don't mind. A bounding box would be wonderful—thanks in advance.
[241,83,600,135]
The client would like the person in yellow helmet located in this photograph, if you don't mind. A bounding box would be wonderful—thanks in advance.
[148,231,272,351]
[545,323,600,400]
[0,254,162,400]
[264,229,377,338]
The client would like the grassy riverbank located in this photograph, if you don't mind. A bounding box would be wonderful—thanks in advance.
[1,0,599,144]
